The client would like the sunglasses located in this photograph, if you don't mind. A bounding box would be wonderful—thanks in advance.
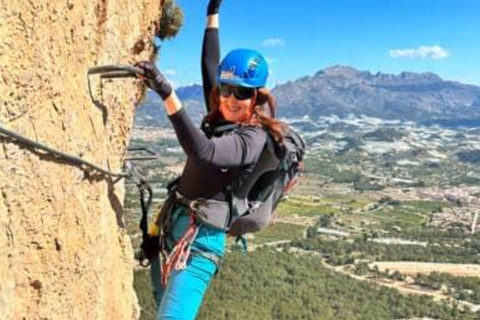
[219,84,256,100]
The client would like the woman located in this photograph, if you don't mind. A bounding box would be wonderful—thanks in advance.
[136,1,286,319]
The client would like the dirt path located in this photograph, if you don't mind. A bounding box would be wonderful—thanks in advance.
[275,215,317,227]
[371,261,480,277]
[326,262,480,312]
[248,240,292,252]
[330,264,480,312]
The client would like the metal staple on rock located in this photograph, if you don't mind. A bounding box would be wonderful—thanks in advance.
[87,64,145,103]
[0,123,131,179]
[0,64,147,178]
[1,63,155,226]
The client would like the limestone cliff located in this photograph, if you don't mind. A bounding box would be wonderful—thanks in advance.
[0,1,162,319]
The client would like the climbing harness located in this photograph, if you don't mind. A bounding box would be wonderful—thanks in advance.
[156,189,204,287]
[150,186,225,287]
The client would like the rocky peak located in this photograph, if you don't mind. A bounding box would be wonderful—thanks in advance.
[397,71,443,84]
[317,65,364,78]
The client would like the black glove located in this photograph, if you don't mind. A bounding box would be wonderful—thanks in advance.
[207,0,223,15]
[135,61,172,100]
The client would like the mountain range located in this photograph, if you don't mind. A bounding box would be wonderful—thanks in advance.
[134,66,480,127]
[134,84,206,127]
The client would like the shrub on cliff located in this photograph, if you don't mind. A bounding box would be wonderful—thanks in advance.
[157,0,184,41]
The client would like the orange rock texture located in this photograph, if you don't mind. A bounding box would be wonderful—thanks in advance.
[0,1,161,319]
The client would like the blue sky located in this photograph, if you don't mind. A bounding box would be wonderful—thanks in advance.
[157,0,480,88]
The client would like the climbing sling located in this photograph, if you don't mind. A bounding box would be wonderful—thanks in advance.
[160,209,199,287]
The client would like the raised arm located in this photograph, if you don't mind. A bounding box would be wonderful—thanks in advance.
[201,0,223,112]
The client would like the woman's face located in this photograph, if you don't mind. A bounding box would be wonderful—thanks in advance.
[219,85,256,123]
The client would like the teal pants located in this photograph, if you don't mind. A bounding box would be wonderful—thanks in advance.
[150,205,226,320]
[150,255,217,320]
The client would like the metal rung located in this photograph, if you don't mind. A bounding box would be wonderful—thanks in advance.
[126,147,159,161]
[125,156,160,161]
[100,71,138,79]
[88,65,145,76]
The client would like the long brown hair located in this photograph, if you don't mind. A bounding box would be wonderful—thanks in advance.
[203,86,287,143]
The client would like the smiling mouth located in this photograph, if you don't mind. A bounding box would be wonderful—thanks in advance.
[227,106,241,113]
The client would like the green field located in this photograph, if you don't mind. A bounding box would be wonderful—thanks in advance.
[276,198,339,217]
[251,222,305,245]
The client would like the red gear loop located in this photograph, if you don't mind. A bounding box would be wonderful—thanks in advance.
[160,211,199,287]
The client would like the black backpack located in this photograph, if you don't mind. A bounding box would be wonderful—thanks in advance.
[224,126,306,236]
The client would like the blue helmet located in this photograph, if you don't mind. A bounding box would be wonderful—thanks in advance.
[217,49,269,88]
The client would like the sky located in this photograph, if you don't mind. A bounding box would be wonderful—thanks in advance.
[157,0,480,89]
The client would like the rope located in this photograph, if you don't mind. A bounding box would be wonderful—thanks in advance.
[0,123,130,179]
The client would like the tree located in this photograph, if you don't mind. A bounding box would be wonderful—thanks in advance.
[319,215,332,228]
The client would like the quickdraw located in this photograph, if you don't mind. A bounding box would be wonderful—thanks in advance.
[160,212,199,287]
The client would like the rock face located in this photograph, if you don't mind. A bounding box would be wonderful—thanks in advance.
[0,1,161,319]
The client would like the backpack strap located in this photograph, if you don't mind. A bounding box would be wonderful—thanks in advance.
[227,132,281,235]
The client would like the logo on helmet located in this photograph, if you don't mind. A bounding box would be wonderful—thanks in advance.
[220,67,238,80]
[247,56,263,78]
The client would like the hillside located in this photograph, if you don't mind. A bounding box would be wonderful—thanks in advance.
[134,85,206,127]
[273,66,480,121]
